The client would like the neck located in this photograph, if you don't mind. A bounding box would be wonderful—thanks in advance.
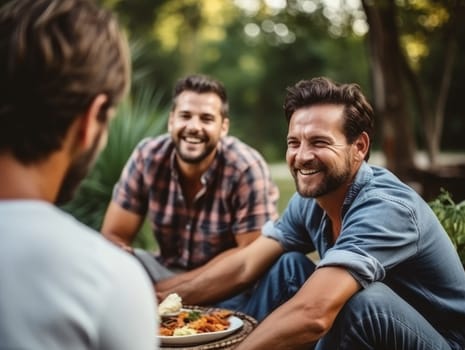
[0,152,68,203]
[175,151,217,207]
[175,148,217,179]
[316,175,357,242]
[317,191,345,241]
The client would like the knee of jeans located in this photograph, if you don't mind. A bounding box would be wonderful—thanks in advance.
[343,282,395,316]
[278,251,312,267]
[272,252,316,279]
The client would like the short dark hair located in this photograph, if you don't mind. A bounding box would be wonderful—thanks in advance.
[172,74,229,119]
[284,77,375,160]
[0,0,130,164]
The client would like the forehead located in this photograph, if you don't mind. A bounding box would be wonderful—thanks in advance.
[288,104,345,138]
[174,91,223,115]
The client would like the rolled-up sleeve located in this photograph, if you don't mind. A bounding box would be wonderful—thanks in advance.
[317,191,420,288]
[317,248,385,288]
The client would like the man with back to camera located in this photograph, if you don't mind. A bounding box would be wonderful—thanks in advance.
[0,0,158,349]
[156,77,465,349]
[101,73,279,309]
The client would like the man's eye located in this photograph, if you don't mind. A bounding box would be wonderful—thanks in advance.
[201,115,215,123]
[287,140,299,147]
[313,141,329,147]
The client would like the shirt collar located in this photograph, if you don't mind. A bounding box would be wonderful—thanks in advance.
[169,138,224,185]
[343,161,373,210]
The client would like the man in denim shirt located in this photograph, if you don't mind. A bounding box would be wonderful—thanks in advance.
[159,77,465,349]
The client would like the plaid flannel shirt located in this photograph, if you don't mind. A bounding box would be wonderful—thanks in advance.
[112,134,279,269]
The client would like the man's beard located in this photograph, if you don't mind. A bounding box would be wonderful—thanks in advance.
[295,156,352,198]
[175,135,217,164]
[55,130,103,205]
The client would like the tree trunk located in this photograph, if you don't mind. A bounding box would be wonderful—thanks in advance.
[362,0,416,177]
[426,1,465,168]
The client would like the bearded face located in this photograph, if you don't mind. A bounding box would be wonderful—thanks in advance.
[286,104,358,199]
[168,91,228,167]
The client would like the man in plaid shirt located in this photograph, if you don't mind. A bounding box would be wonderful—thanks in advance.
[102,74,279,307]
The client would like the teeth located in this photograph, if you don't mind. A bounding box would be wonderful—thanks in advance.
[184,137,202,144]
[299,169,318,175]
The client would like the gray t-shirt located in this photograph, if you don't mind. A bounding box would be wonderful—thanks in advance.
[0,200,158,350]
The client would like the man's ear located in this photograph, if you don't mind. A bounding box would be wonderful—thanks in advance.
[78,94,108,149]
[220,117,230,137]
[167,111,174,133]
[353,131,370,161]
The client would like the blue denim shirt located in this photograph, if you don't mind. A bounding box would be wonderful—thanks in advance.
[263,162,465,341]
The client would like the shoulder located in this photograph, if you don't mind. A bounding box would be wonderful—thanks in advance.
[219,136,270,172]
[134,134,173,157]
[55,211,154,310]
[127,134,174,172]
[345,165,430,233]
[0,202,156,347]
[286,192,322,221]
[22,204,148,282]
[355,165,422,209]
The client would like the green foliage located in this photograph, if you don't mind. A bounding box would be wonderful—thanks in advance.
[273,177,295,214]
[61,88,168,250]
[429,189,465,264]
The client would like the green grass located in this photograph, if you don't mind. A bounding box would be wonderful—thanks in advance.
[273,176,296,214]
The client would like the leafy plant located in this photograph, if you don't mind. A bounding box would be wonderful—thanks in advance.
[61,87,168,250]
[429,189,465,264]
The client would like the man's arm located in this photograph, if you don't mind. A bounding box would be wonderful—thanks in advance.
[101,201,144,252]
[155,230,260,290]
[156,235,284,305]
[235,266,361,349]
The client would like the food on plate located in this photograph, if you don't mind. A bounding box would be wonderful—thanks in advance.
[160,309,232,336]
[158,293,182,316]
[173,325,198,336]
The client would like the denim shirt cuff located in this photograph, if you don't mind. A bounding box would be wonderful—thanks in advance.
[317,249,386,288]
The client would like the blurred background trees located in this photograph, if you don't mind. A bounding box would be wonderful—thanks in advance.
[2,0,463,210]
[0,0,463,166]
[96,0,464,170]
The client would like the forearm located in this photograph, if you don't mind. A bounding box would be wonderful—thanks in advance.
[235,300,323,349]
[100,202,143,250]
[157,237,284,306]
[157,250,251,305]
[156,247,241,291]
[236,267,361,349]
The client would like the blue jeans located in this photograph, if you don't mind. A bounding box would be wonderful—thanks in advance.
[217,253,462,350]
[215,252,316,322]
[315,282,459,350]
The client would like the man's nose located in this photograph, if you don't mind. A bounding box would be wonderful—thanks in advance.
[186,116,201,129]
[295,144,316,162]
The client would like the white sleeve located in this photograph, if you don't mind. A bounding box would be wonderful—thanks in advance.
[98,257,159,350]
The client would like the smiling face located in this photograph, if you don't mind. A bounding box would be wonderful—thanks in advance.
[168,91,229,167]
[286,104,363,199]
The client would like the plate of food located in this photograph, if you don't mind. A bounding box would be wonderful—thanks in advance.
[157,294,244,346]
[158,310,243,345]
